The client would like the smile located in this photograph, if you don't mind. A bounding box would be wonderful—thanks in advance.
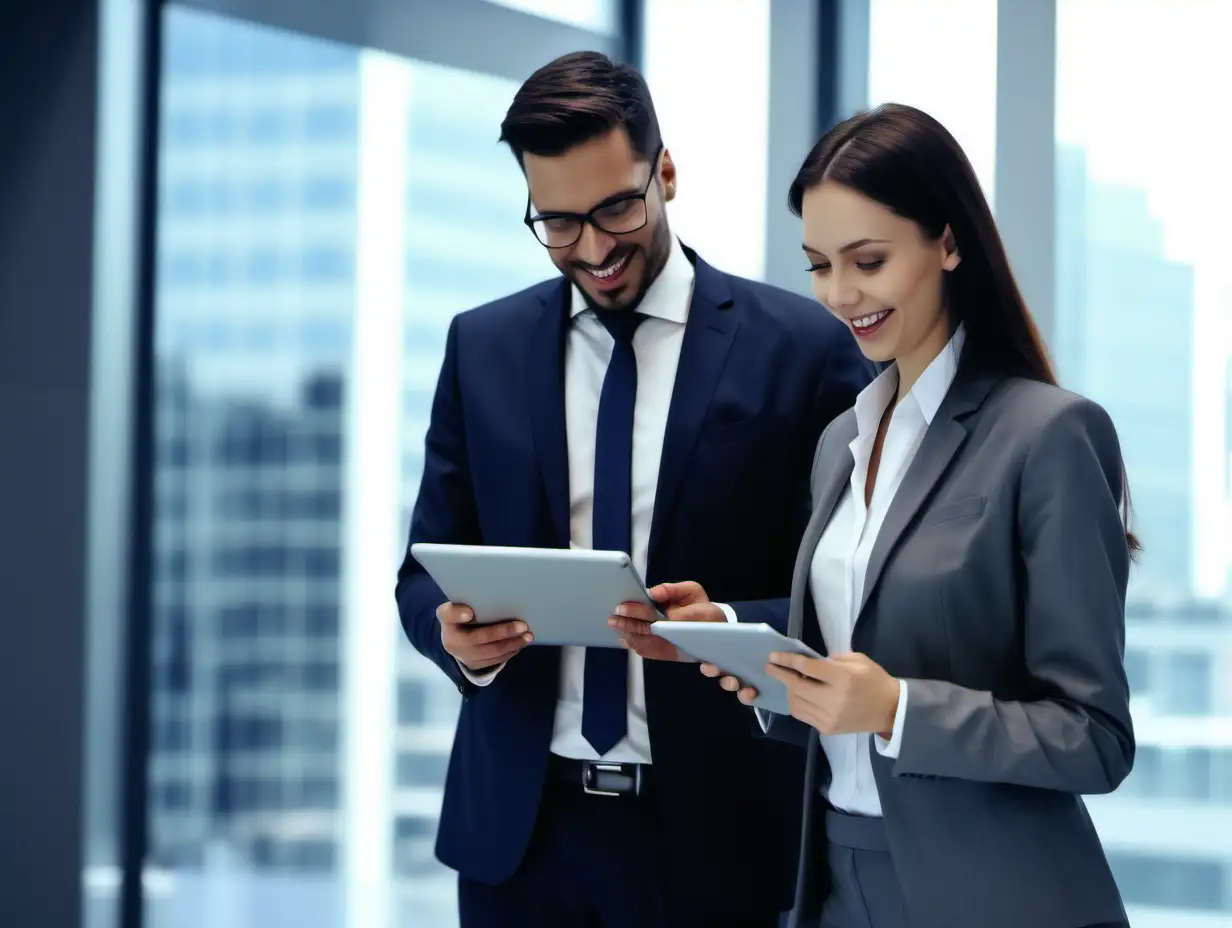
[585,254,630,280]
[850,309,894,338]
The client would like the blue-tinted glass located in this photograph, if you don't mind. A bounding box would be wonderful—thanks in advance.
[165,110,207,144]
[303,175,353,211]
[1107,853,1225,911]
[247,249,281,282]
[249,180,284,212]
[398,680,426,724]
[247,108,285,143]
[302,246,353,282]
[1163,652,1211,716]
[1057,3,1232,922]
[304,105,355,141]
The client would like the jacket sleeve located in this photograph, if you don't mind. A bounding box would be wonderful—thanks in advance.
[395,316,480,696]
[891,398,1135,794]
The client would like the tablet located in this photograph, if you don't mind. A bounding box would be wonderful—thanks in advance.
[649,621,823,716]
[410,543,660,648]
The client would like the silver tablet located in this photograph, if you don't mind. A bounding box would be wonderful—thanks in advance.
[410,543,660,649]
[650,621,823,716]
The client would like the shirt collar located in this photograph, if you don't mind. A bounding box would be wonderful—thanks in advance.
[570,236,694,324]
[852,323,966,438]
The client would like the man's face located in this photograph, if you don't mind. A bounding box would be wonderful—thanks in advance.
[523,127,674,313]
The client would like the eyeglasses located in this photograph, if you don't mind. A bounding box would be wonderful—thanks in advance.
[524,146,662,249]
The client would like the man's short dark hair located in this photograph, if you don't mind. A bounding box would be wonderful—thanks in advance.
[499,51,662,167]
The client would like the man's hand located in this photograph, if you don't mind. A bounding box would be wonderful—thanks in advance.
[607,581,724,661]
[438,602,533,673]
[765,652,899,737]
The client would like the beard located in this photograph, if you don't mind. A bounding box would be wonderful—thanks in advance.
[572,217,673,315]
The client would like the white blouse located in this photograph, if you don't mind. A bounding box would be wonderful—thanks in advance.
[809,325,965,816]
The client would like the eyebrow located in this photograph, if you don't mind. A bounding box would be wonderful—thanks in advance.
[801,238,891,256]
[530,186,645,220]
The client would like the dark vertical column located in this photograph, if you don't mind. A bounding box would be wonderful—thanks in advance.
[0,1,153,927]
[619,0,644,68]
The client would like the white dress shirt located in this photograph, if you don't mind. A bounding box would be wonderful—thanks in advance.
[725,325,965,816]
[459,238,696,764]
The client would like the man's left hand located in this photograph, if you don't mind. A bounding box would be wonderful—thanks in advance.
[607,581,723,662]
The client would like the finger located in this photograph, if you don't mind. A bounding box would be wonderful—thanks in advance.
[768,652,834,681]
[699,663,721,678]
[737,686,759,705]
[647,582,681,604]
[470,620,530,646]
[649,581,701,605]
[668,603,721,623]
[437,603,475,625]
[825,651,867,666]
[624,636,681,662]
[720,675,742,692]
[765,662,812,688]
[466,644,524,670]
[465,633,533,662]
[608,616,655,635]
[612,601,659,623]
[767,665,830,717]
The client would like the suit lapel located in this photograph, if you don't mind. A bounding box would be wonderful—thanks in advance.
[787,413,857,644]
[526,282,571,547]
[647,252,738,565]
[855,365,1003,620]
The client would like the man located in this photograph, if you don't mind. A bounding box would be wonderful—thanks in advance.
[396,50,871,928]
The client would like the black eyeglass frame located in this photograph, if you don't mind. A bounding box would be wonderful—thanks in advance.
[523,145,664,249]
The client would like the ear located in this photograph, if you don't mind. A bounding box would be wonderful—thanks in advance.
[941,224,961,271]
[659,147,677,202]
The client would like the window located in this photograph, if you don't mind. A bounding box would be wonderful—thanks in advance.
[1107,853,1226,912]
[641,0,771,281]
[483,0,618,34]
[868,0,998,204]
[148,7,595,928]
[1056,0,1232,921]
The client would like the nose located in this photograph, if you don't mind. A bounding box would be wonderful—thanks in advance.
[573,222,617,267]
[824,268,861,311]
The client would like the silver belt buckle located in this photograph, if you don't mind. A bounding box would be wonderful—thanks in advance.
[582,761,640,797]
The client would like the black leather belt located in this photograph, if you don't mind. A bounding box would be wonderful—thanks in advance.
[547,754,653,798]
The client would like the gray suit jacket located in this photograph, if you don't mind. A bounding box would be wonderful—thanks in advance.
[770,364,1134,928]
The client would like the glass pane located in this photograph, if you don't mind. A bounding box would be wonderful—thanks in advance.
[1056,1,1232,925]
[483,0,618,34]
[642,0,770,280]
[396,59,547,927]
[867,0,998,206]
[149,7,548,928]
[148,8,359,926]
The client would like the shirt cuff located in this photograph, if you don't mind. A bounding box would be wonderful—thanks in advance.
[754,706,772,732]
[716,603,739,623]
[457,659,503,687]
[873,680,908,758]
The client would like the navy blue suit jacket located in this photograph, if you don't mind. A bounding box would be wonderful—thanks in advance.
[396,246,871,920]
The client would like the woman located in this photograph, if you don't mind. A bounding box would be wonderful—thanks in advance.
[612,103,1135,928]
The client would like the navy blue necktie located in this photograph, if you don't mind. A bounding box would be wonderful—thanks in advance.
[582,310,647,756]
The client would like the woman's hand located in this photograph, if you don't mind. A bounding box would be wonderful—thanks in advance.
[608,581,724,661]
[700,662,760,705]
[766,652,900,738]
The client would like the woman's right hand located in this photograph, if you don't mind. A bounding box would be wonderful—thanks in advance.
[700,662,760,705]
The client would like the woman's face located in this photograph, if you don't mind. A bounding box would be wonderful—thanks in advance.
[800,181,959,373]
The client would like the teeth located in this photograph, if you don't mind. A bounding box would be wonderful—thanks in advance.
[588,254,628,279]
[852,310,891,329]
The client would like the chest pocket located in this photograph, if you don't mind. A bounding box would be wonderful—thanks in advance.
[921,495,985,526]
